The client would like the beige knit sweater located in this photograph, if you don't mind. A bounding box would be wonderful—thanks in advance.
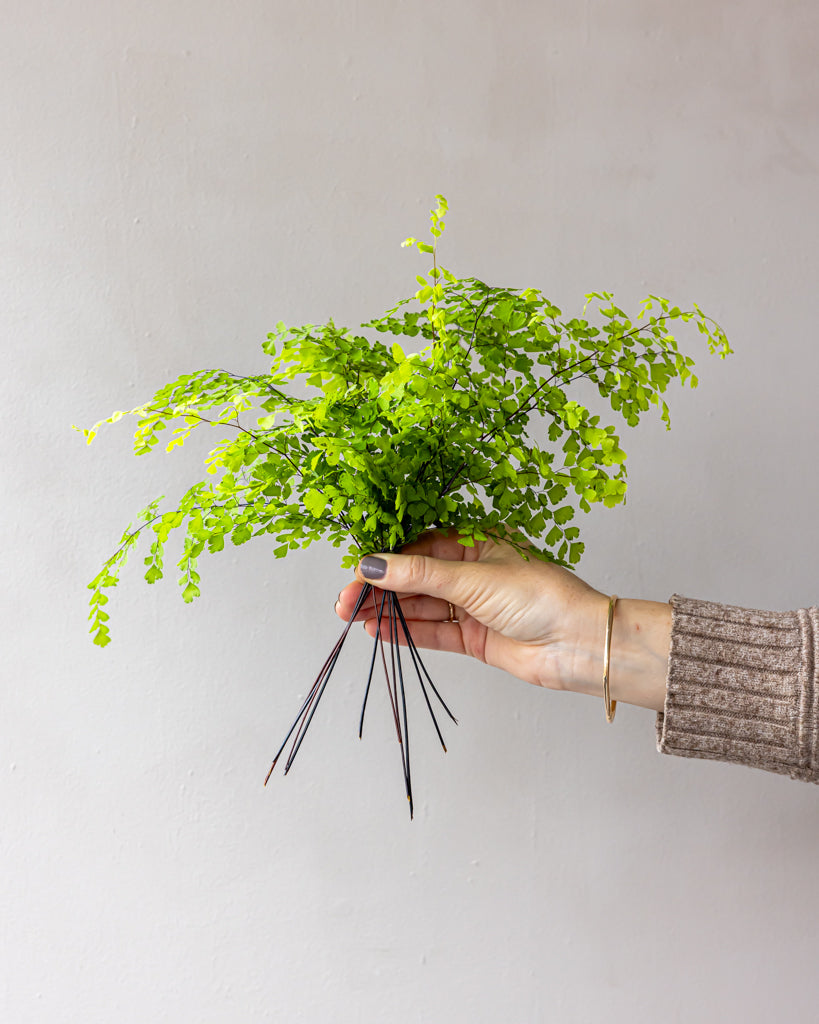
[656,595,819,783]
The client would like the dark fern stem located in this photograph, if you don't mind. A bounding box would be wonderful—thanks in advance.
[264,584,457,819]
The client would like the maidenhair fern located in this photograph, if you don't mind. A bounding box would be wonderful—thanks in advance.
[78,196,730,815]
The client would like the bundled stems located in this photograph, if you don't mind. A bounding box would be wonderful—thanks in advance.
[264,584,456,818]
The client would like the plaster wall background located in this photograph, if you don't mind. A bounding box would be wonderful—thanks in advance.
[3,2,819,1021]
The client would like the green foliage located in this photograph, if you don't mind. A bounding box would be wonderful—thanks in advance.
[78,194,731,645]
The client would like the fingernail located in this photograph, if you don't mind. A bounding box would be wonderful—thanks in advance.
[360,556,387,580]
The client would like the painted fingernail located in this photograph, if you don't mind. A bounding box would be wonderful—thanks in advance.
[360,556,387,580]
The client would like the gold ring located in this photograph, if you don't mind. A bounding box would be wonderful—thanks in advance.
[446,601,458,622]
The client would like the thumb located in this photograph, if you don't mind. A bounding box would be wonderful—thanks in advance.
[356,552,478,609]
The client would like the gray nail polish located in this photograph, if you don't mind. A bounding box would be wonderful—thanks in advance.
[360,556,387,580]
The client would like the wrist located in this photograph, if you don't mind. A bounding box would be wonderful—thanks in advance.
[565,596,672,713]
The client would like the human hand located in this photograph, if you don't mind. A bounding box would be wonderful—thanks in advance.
[335,530,671,711]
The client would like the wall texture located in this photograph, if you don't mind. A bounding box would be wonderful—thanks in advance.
[3,2,819,1021]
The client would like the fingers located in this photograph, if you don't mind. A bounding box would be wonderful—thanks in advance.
[335,583,456,625]
[335,530,478,620]
[335,580,367,620]
[394,528,480,562]
[362,615,467,656]
[335,580,408,619]
[354,551,485,612]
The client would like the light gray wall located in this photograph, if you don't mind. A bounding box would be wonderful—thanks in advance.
[3,2,819,1021]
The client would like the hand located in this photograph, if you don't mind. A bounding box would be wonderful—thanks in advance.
[335,530,672,711]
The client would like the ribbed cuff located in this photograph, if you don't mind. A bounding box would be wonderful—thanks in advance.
[656,595,819,783]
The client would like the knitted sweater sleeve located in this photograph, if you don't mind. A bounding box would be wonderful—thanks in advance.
[656,594,819,782]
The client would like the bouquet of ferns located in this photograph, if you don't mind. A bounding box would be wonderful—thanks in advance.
[79,196,730,815]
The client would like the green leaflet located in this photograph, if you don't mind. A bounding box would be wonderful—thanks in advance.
[80,197,731,644]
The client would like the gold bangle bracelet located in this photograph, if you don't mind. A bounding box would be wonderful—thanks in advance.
[603,594,618,723]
